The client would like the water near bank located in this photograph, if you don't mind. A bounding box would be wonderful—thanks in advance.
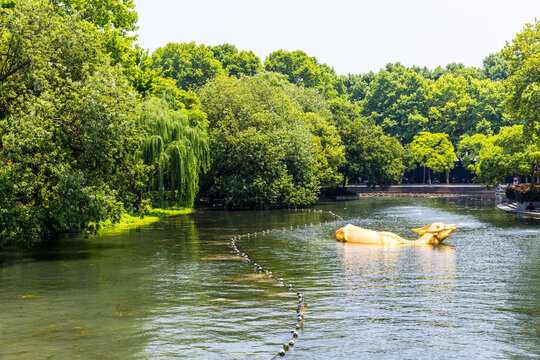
[0,196,538,359]
[98,207,192,234]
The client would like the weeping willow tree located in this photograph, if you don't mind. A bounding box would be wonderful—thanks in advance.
[139,97,209,207]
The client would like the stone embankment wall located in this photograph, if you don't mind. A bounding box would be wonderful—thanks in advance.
[348,184,494,195]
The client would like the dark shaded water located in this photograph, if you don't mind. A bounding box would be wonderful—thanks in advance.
[1,196,539,359]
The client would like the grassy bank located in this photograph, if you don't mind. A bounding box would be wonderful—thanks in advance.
[98,207,193,235]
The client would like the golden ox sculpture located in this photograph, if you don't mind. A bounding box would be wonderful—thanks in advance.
[334,223,457,245]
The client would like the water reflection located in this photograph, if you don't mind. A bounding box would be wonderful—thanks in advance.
[337,242,457,322]
[338,242,456,277]
[0,197,538,359]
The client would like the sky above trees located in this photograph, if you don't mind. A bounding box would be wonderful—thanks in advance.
[133,0,540,75]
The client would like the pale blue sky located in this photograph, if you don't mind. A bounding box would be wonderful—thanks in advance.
[133,0,539,75]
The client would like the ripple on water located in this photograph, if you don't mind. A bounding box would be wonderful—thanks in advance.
[0,197,538,359]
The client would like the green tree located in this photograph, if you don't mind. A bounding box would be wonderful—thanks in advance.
[0,0,145,248]
[408,132,457,185]
[280,81,345,185]
[50,0,139,73]
[339,119,405,189]
[457,133,489,168]
[302,112,345,185]
[264,50,345,97]
[50,0,138,34]
[502,19,540,139]
[422,72,509,144]
[138,97,209,207]
[343,72,375,103]
[360,63,430,143]
[470,125,539,186]
[198,73,343,207]
[208,125,320,208]
[483,53,509,81]
[210,44,262,77]
[151,42,225,90]
[356,63,510,144]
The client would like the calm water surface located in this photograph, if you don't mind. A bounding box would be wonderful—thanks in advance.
[1,196,539,359]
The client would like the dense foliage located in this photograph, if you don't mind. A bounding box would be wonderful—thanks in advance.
[502,19,540,139]
[338,116,405,189]
[151,42,225,90]
[2,0,539,248]
[357,63,511,145]
[264,50,346,97]
[0,0,145,248]
[408,132,457,185]
[198,73,342,208]
[462,125,539,185]
[505,185,540,202]
[138,96,209,208]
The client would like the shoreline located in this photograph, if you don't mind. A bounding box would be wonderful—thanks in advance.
[319,184,494,201]
[347,184,494,195]
[97,207,193,235]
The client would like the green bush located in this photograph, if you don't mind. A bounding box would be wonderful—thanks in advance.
[506,185,540,202]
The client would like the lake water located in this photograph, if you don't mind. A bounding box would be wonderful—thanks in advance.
[1,196,539,359]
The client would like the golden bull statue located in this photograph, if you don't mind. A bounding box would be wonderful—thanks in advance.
[334,223,457,245]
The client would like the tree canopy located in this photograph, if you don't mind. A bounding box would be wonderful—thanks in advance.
[408,132,457,185]
[138,96,209,207]
[264,50,345,98]
[483,53,510,81]
[464,125,539,185]
[0,0,145,248]
[198,73,344,208]
[151,42,225,90]
[356,63,511,144]
[210,44,263,77]
[502,19,540,139]
[339,119,406,189]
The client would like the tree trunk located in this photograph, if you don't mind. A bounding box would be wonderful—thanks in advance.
[428,168,431,186]
[446,169,450,184]
[423,166,426,184]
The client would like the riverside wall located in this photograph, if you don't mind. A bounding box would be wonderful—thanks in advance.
[347,184,495,195]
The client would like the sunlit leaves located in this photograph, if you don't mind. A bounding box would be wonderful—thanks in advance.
[502,19,540,139]
[483,53,509,81]
[353,62,511,144]
[0,0,145,248]
[198,73,341,208]
[210,44,263,77]
[264,50,344,98]
[151,42,225,90]
[408,132,456,184]
[139,97,209,207]
[468,125,540,185]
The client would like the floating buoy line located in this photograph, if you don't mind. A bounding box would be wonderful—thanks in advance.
[229,208,343,359]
